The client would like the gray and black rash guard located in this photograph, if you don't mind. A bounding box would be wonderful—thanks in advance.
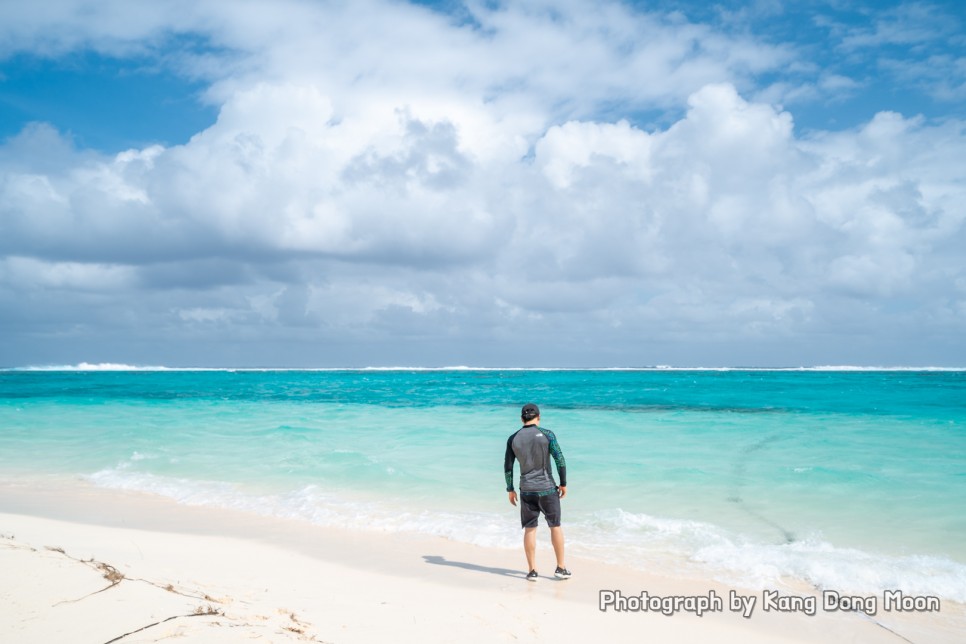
[504,424,567,496]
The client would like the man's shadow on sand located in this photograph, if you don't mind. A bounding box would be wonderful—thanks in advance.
[422,555,526,579]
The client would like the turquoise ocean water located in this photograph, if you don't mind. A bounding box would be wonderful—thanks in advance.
[1,367,964,600]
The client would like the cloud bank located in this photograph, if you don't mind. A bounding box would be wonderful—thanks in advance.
[1,0,964,366]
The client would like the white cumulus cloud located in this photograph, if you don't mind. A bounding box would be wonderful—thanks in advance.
[1,0,964,366]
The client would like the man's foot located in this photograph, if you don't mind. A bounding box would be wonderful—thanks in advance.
[554,567,572,579]
[526,570,539,582]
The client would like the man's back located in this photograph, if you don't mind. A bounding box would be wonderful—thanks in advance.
[505,425,566,494]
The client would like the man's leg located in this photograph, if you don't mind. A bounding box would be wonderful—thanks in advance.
[524,527,537,571]
[549,525,566,569]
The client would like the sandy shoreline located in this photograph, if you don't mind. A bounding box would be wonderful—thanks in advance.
[1,482,962,643]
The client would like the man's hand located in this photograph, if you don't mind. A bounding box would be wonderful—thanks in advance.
[558,486,567,499]
[508,491,517,506]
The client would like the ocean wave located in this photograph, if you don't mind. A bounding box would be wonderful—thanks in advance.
[83,470,966,602]
[85,468,521,548]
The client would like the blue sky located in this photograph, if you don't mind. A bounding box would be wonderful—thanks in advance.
[1,0,965,367]
[0,50,217,151]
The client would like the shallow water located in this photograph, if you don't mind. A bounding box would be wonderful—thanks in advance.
[1,368,964,599]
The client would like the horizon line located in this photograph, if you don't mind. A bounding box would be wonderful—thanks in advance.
[4,363,966,373]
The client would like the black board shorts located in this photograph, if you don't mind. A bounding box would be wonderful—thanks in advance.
[520,491,561,528]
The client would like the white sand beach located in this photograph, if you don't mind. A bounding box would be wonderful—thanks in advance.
[1,483,962,643]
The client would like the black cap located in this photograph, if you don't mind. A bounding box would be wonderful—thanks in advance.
[521,403,540,421]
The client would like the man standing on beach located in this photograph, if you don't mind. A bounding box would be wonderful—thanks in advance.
[504,403,571,582]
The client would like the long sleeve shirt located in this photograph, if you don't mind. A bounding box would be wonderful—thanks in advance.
[504,424,567,495]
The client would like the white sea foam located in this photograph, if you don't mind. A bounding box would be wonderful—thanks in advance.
[693,537,966,601]
[14,362,173,371]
